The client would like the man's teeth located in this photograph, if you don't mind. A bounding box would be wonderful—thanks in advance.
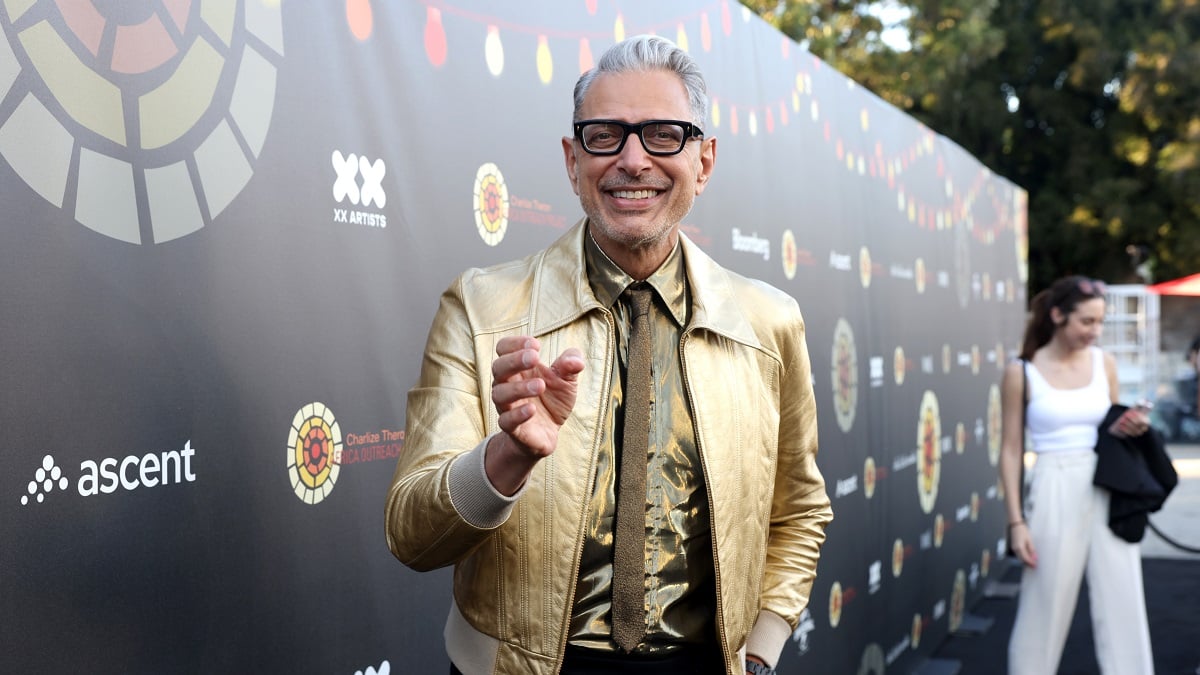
[612,189,656,199]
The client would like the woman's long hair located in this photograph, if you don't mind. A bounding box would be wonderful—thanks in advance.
[1019,275,1107,360]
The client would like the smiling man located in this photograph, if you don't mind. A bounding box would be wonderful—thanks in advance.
[386,35,832,675]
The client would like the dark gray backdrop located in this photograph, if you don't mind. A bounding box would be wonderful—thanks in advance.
[0,1,1026,673]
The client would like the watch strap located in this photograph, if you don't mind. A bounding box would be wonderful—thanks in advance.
[746,660,775,675]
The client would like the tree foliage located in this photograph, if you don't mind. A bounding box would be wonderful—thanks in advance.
[744,0,1200,290]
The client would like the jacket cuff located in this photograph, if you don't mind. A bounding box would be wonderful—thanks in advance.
[447,435,526,529]
[745,609,791,669]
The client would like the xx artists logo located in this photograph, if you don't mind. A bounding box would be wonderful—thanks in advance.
[332,150,388,227]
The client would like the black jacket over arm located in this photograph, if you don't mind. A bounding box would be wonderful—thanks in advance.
[1092,404,1179,543]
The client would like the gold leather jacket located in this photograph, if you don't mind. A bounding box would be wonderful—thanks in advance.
[387,221,832,675]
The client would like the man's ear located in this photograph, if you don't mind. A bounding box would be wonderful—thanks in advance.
[694,136,716,195]
[562,136,580,195]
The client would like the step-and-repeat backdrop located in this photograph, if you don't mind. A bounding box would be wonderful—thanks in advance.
[0,1,1027,673]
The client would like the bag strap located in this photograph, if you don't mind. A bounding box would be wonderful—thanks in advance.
[1019,358,1028,516]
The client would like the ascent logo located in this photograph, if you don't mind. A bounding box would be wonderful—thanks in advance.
[332,150,388,228]
[18,441,197,505]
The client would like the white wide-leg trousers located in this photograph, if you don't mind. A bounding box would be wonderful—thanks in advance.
[1007,451,1154,675]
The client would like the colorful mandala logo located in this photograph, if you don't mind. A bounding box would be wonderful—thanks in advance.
[987,384,1001,466]
[828,581,843,628]
[831,318,858,433]
[858,246,871,288]
[863,455,876,499]
[0,0,283,244]
[473,162,508,246]
[781,229,797,280]
[287,401,343,505]
[917,390,941,514]
[948,570,966,633]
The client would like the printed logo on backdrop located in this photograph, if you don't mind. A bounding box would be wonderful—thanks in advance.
[287,402,343,505]
[474,162,509,246]
[18,442,197,505]
[731,228,769,261]
[893,346,906,386]
[858,643,885,675]
[986,384,1002,466]
[917,390,941,514]
[891,538,904,577]
[831,318,858,433]
[0,1,284,244]
[353,660,390,675]
[863,456,876,499]
[285,402,404,504]
[790,608,815,655]
[828,581,843,628]
[858,247,871,288]
[332,150,388,228]
[781,230,797,279]
[948,570,967,633]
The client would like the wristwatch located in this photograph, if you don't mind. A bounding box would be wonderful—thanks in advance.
[746,659,776,675]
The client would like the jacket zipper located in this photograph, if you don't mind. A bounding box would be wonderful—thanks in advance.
[680,328,733,675]
[553,309,616,672]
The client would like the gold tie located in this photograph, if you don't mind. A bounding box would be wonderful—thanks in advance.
[612,284,653,652]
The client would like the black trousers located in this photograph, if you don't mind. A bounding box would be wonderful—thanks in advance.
[451,642,726,674]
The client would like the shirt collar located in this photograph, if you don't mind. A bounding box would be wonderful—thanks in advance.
[584,226,689,327]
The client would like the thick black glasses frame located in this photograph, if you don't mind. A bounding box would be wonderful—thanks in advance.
[573,119,704,156]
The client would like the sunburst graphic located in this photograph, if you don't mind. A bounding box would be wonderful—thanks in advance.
[831,318,858,433]
[828,581,843,628]
[987,384,1002,466]
[917,390,941,514]
[863,455,876,499]
[781,229,797,279]
[0,0,284,244]
[473,162,508,246]
[948,570,966,633]
[287,402,343,505]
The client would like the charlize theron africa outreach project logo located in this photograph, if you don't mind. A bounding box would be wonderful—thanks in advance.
[0,0,282,244]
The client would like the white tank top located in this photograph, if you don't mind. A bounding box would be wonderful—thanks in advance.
[1024,346,1111,454]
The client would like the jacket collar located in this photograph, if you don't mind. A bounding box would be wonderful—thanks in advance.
[530,219,763,350]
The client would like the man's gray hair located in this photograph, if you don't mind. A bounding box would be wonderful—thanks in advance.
[572,35,709,127]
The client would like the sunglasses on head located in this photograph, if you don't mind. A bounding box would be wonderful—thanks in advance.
[1077,278,1107,297]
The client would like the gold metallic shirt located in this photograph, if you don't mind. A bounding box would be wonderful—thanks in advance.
[568,230,715,653]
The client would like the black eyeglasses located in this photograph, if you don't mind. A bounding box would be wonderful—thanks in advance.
[573,119,704,156]
[1077,278,1108,297]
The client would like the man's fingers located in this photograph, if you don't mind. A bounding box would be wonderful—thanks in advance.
[496,336,539,356]
[550,348,586,381]
[492,347,539,382]
[493,377,545,401]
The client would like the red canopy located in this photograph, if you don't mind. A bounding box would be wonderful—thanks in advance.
[1148,273,1200,296]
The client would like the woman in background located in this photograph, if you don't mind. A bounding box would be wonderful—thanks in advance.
[998,275,1154,674]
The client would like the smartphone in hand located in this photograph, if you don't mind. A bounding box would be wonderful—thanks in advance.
[1108,400,1153,438]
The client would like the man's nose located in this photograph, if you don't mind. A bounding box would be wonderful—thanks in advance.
[614,133,653,174]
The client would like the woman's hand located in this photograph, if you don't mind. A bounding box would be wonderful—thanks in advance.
[1009,521,1038,568]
